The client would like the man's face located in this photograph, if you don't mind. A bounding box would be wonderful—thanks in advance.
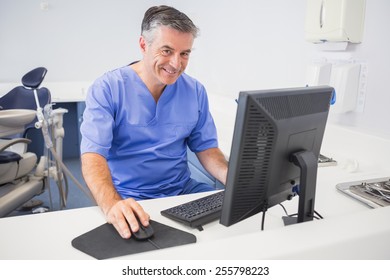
[141,26,194,86]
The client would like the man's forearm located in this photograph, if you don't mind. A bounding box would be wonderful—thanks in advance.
[81,152,122,215]
[196,147,228,185]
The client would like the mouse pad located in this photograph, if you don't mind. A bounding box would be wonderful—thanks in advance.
[71,220,196,259]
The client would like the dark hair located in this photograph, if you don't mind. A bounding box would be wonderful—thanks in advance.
[141,5,199,43]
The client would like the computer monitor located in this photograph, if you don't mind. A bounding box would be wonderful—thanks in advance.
[219,86,333,227]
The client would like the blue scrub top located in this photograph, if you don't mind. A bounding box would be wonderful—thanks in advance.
[80,66,218,200]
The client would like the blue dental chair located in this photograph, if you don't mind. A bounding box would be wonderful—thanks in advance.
[0,67,51,217]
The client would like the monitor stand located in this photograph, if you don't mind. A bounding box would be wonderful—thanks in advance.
[283,150,318,226]
[282,215,298,225]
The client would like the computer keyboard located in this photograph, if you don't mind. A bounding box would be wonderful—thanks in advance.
[160,191,224,230]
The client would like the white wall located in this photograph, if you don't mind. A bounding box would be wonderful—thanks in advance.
[1,0,390,139]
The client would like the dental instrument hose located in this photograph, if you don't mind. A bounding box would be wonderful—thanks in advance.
[40,118,96,205]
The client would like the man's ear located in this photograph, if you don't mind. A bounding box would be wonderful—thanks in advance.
[139,36,147,53]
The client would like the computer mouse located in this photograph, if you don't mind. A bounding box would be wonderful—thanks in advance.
[129,216,154,241]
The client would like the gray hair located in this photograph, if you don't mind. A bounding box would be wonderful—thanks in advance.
[141,5,199,44]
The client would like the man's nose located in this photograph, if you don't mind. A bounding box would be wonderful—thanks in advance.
[169,54,181,69]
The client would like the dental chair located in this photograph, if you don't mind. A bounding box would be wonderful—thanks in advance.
[0,67,65,217]
[0,67,94,217]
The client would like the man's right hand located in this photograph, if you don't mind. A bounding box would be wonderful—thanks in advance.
[105,198,150,239]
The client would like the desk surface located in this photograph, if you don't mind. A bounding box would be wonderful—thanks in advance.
[1,161,390,260]
[1,108,390,259]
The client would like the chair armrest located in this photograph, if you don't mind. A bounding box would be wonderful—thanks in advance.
[0,138,31,153]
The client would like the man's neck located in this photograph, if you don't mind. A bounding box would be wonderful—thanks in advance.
[130,62,165,103]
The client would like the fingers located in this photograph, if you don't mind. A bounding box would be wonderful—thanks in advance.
[106,198,150,239]
[126,199,150,226]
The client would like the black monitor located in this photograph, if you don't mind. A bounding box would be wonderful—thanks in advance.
[219,86,333,228]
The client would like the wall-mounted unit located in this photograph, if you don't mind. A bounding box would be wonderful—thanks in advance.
[329,63,361,113]
[306,62,332,86]
[305,0,366,43]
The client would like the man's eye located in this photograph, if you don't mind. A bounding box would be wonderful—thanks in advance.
[161,50,171,56]
[181,52,190,58]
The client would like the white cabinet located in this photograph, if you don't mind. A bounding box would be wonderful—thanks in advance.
[305,0,366,43]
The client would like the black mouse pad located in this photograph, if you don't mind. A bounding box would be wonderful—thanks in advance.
[71,220,196,259]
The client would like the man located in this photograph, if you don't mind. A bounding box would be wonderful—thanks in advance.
[80,5,228,239]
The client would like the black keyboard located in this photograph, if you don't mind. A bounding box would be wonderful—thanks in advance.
[161,191,224,230]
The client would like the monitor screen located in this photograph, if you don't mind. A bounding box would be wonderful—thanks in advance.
[219,86,333,227]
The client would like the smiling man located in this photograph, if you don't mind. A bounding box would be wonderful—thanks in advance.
[80,6,228,239]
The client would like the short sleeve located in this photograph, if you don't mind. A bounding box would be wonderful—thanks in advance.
[80,77,115,158]
[187,84,218,153]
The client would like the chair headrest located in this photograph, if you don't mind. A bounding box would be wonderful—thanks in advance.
[21,67,47,89]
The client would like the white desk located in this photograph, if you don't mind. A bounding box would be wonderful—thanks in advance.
[0,158,389,260]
